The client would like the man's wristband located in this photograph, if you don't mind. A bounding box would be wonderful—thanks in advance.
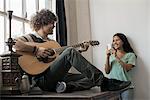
[33,46,36,53]
[33,46,38,55]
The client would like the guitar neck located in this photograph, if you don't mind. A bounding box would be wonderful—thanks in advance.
[54,40,99,54]
[54,43,84,53]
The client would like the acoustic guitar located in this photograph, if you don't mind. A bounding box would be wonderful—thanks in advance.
[17,40,99,75]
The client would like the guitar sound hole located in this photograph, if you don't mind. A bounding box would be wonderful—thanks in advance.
[37,56,55,63]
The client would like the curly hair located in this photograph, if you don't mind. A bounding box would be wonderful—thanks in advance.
[30,9,57,31]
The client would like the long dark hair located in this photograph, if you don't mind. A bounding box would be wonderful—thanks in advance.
[113,33,136,55]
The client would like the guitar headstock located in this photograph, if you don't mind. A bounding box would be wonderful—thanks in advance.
[89,40,100,46]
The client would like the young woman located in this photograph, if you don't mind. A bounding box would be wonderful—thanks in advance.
[105,33,137,100]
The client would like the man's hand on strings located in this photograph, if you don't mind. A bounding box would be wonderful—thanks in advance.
[35,47,55,59]
[79,41,89,53]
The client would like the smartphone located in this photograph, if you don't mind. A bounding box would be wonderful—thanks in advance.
[107,44,112,50]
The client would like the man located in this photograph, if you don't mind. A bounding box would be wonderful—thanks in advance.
[14,9,131,93]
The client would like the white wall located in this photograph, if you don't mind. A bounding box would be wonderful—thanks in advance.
[65,0,93,62]
[65,0,93,73]
[89,0,150,99]
[0,58,1,89]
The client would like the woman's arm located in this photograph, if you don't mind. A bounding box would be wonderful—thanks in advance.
[105,49,112,74]
[115,56,134,71]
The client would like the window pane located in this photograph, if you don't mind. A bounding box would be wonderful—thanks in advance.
[26,0,36,20]
[25,22,33,34]
[6,19,23,39]
[0,16,4,54]
[6,0,22,17]
[0,0,4,11]
[39,0,46,10]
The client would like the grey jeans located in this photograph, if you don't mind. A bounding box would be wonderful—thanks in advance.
[35,47,104,92]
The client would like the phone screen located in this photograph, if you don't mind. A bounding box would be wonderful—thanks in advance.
[107,44,112,50]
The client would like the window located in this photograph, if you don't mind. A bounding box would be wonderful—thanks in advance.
[0,0,4,11]
[26,0,36,20]
[0,16,4,54]
[6,0,22,17]
[0,0,56,54]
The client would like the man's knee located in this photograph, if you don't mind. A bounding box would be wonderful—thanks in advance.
[61,47,79,59]
[65,47,76,54]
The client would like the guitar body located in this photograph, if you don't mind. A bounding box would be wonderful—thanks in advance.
[17,41,61,75]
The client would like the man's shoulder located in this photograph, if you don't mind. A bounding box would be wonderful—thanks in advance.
[22,33,35,42]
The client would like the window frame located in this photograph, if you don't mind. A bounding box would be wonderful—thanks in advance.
[0,0,56,54]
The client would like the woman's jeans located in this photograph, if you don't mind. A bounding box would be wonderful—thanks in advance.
[121,88,134,100]
[35,47,104,92]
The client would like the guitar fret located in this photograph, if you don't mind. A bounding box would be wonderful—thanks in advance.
[54,43,86,53]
